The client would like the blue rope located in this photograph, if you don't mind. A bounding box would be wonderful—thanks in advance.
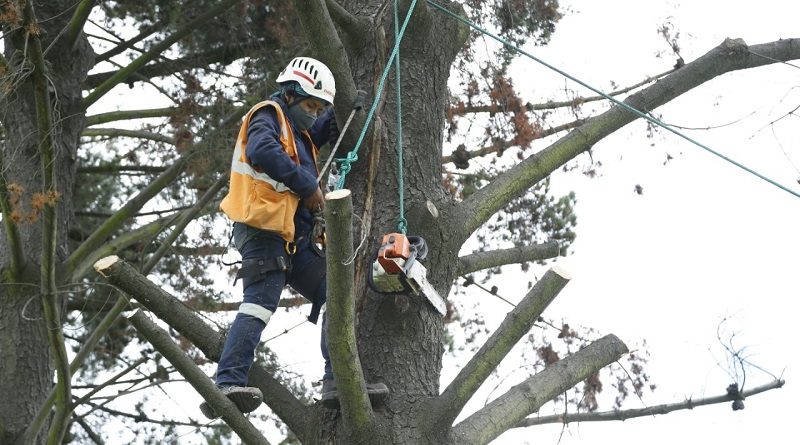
[394,0,408,234]
[426,0,800,200]
[335,0,419,191]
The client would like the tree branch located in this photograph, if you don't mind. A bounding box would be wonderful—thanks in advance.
[0,147,24,279]
[64,0,95,50]
[64,152,192,279]
[455,38,800,240]
[324,0,369,38]
[21,1,71,442]
[457,242,561,275]
[127,310,272,445]
[141,174,227,273]
[442,118,585,166]
[77,164,168,175]
[514,378,785,428]
[73,415,104,445]
[433,267,570,428]
[452,68,677,116]
[290,0,358,121]
[93,256,314,442]
[94,20,164,63]
[81,128,174,145]
[81,0,243,109]
[324,189,374,436]
[84,39,263,90]
[85,107,178,127]
[452,334,629,445]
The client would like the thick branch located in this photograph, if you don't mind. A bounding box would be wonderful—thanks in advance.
[22,1,71,442]
[128,310,272,445]
[64,0,95,50]
[81,0,242,109]
[290,0,357,119]
[85,107,177,127]
[93,256,313,441]
[324,189,374,435]
[434,267,570,427]
[452,334,629,445]
[514,379,786,428]
[82,128,174,145]
[457,242,561,275]
[455,38,800,240]
[324,0,369,38]
[452,68,676,116]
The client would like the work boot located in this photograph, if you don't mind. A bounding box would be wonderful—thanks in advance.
[320,379,390,409]
[199,386,263,419]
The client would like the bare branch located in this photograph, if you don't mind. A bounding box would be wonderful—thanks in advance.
[324,189,374,436]
[452,68,676,116]
[85,39,264,89]
[85,107,177,127]
[454,38,800,241]
[77,164,168,175]
[81,0,243,109]
[81,128,174,145]
[94,20,164,63]
[434,267,570,427]
[457,242,561,275]
[514,379,785,428]
[64,152,193,279]
[72,356,148,408]
[442,118,585,166]
[128,310,272,445]
[141,174,227,273]
[452,334,629,445]
[73,415,104,445]
[93,256,314,441]
[64,0,95,50]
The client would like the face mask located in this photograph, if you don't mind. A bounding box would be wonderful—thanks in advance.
[287,101,318,131]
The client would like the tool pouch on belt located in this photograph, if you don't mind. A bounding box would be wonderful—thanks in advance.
[234,256,289,289]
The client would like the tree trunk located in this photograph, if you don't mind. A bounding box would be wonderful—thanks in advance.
[316,2,468,443]
[0,1,94,442]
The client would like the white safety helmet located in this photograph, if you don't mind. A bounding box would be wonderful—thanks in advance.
[276,57,336,105]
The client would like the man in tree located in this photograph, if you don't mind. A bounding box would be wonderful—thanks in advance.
[199,56,338,418]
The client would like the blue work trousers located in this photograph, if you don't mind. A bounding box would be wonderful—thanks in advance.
[215,223,333,388]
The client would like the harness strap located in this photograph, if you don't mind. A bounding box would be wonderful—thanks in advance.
[235,256,289,289]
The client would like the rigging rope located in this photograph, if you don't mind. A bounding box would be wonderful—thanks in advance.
[394,0,408,234]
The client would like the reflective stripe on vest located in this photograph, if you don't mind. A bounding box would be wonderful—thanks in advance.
[229,139,291,193]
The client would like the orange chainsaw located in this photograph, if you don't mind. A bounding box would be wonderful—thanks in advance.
[368,233,446,316]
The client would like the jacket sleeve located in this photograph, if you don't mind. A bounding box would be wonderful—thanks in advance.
[245,108,318,198]
[308,107,335,147]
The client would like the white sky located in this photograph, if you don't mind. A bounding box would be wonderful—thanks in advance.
[73,0,799,443]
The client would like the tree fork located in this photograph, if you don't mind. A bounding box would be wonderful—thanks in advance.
[433,267,571,428]
[324,189,375,436]
[127,310,272,445]
[92,256,314,442]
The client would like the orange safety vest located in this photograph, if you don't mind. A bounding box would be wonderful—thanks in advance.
[220,100,319,242]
